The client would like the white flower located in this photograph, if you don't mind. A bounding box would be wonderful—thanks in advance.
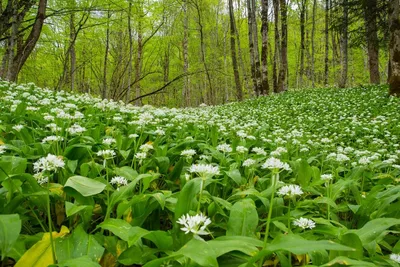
[390,253,400,263]
[177,213,211,236]
[46,123,61,132]
[216,143,232,153]
[103,138,116,146]
[42,136,63,143]
[155,128,165,136]
[262,157,291,171]
[110,176,128,187]
[358,156,371,165]
[33,154,65,173]
[236,146,248,153]
[129,133,139,139]
[320,174,333,181]
[252,147,267,156]
[135,152,147,159]
[34,172,49,185]
[243,159,256,167]
[277,184,303,197]
[293,217,316,230]
[0,145,6,154]
[189,164,220,178]
[44,115,55,121]
[12,124,24,132]
[97,149,116,159]
[140,143,154,152]
[67,124,86,135]
[181,149,196,158]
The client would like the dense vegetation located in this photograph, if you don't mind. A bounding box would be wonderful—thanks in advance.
[1,81,400,266]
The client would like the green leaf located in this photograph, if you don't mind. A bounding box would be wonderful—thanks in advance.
[154,156,170,174]
[65,202,91,217]
[266,234,354,254]
[168,158,184,181]
[225,169,243,185]
[98,219,149,247]
[208,236,263,257]
[64,176,106,197]
[338,233,363,260]
[114,166,138,181]
[57,256,101,267]
[174,178,202,221]
[349,218,400,244]
[226,199,258,237]
[321,256,376,266]
[177,239,218,267]
[0,214,21,260]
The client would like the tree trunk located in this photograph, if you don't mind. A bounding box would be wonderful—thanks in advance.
[126,0,133,102]
[261,0,270,95]
[229,0,243,100]
[364,0,380,84]
[247,0,262,96]
[299,0,306,88]
[70,11,76,91]
[6,0,17,81]
[251,0,262,95]
[389,0,400,95]
[8,0,47,82]
[102,9,111,99]
[311,0,316,87]
[278,0,288,92]
[182,0,189,106]
[338,0,348,88]
[324,0,329,85]
[273,0,280,93]
[135,10,143,106]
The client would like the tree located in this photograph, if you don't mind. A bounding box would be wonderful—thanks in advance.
[260,0,270,95]
[277,0,288,92]
[229,0,242,100]
[338,0,348,88]
[389,0,400,95]
[247,0,262,96]
[363,0,380,84]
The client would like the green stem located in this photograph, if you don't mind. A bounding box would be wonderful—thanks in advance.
[197,179,205,214]
[29,205,47,232]
[260,172,278,267]
[47,187,57,264]
[327,182,331,221]
[287,200,292,266]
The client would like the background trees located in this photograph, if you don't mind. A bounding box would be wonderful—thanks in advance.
[0,0,395,106]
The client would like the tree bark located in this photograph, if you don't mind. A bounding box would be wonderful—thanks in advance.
[338,0,348,88]
[273,0,280,93]
[278,0,288,92]
[364,0,380,84]
[299,0,307,88]
[182,0,189,106]
[261,0,270,95]
[247,0,262,96]
[70,10,76,91]
[324,0,329,85]
[389,0,400,95]
[311,0,316,87]
[229,0,243,100]
[8,0,47,82]
[126,0,133,102]
[102,9,110,99]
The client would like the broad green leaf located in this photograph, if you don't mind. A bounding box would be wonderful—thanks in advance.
[114,166,138,181]
[0,214,21,259]
[98,219,149,247]
[154,156,170,174]
[348,218,400,246]
[57,256,101,267]
[65,202,91,217]
[225,169,243,185]
[178,238,218,267]
[174,178,202,221]
[226,199,258,237]
[208,236,263,257]
[64,176,106,197]
[15,226,69,267]
[321,256,376,266]
[339,233,363,260]
[266,234,354,254]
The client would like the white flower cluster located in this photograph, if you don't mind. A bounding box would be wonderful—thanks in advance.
[103,138,116,146]
[67,124,86,135]
[216,143,232,153]
[390,253,400,263]
[177,213,211,236]
[293,217,316,230]
[12,124,24,132]
[243,158,256,167]
[0,145,6,155]
[110,176,128,189]
[42,135,64,143]
[181,149,196,158]
[97,149,116,159]
[189,164,220,178]
[320,174,333,181]
[33,154,65,173]
[277,184,303,197]
[262,157,291,171]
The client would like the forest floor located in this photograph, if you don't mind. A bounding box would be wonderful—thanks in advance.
[1,82,400,266]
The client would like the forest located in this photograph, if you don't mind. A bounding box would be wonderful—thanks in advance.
[0,0,399,106]
[1,0,400,267]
